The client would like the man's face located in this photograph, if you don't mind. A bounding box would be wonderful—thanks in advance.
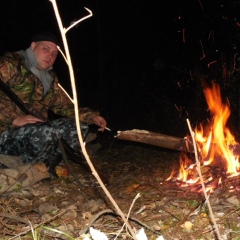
[31,41,58,70]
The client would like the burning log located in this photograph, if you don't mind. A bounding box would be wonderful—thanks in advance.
[115,129,240,156]
[115,129,194,153]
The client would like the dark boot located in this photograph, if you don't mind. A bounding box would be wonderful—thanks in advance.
[46,153,62,180]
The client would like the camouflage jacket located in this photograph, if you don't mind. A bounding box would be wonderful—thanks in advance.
[0,52,99,132]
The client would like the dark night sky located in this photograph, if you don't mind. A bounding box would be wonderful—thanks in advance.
[1,0,240,137]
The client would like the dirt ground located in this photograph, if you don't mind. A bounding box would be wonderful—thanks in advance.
[0,132,240,240]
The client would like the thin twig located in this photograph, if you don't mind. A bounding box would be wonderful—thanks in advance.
[57,83,73,103]
[114,193,141,239]
[65,7,92,33]
[57,46,68,64]
[79,208,161,237]
[186,118,222,240]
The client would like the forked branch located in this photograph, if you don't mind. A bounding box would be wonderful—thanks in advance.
[49,1,138,239]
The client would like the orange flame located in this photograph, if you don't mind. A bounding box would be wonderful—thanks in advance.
[168,82,240,191]
[200,83,239,175]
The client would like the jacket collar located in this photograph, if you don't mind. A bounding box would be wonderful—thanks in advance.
[19,48,54,94]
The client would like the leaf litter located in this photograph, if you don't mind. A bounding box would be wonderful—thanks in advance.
[0,138,240,239]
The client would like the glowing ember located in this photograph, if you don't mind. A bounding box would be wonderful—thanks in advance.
[167,82,240,192]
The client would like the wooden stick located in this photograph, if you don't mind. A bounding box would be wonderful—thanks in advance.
[116,129,193,152]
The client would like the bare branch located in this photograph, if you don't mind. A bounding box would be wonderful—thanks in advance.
[50,1,138,239]
[65,8,93,33]
[57,83,73,103]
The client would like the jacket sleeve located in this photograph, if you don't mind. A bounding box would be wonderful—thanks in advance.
[49,76,100,124]
[0,58,22,131]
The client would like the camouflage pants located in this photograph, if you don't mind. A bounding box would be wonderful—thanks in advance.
[0,118,88,165]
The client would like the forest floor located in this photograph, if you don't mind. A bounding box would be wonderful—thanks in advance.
[1,131,240,240]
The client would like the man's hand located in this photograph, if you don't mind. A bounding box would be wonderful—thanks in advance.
[12,115,45,127]
[92,115,107,132]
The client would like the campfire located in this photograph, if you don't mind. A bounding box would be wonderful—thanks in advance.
[167,81,240,193]
[116,81,240,193]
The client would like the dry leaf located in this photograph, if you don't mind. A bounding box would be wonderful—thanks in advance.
[182,221,193,232]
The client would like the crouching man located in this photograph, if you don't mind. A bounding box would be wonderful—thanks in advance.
[0,32,107,179]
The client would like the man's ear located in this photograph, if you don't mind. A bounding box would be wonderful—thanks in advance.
[30,42,36,50]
